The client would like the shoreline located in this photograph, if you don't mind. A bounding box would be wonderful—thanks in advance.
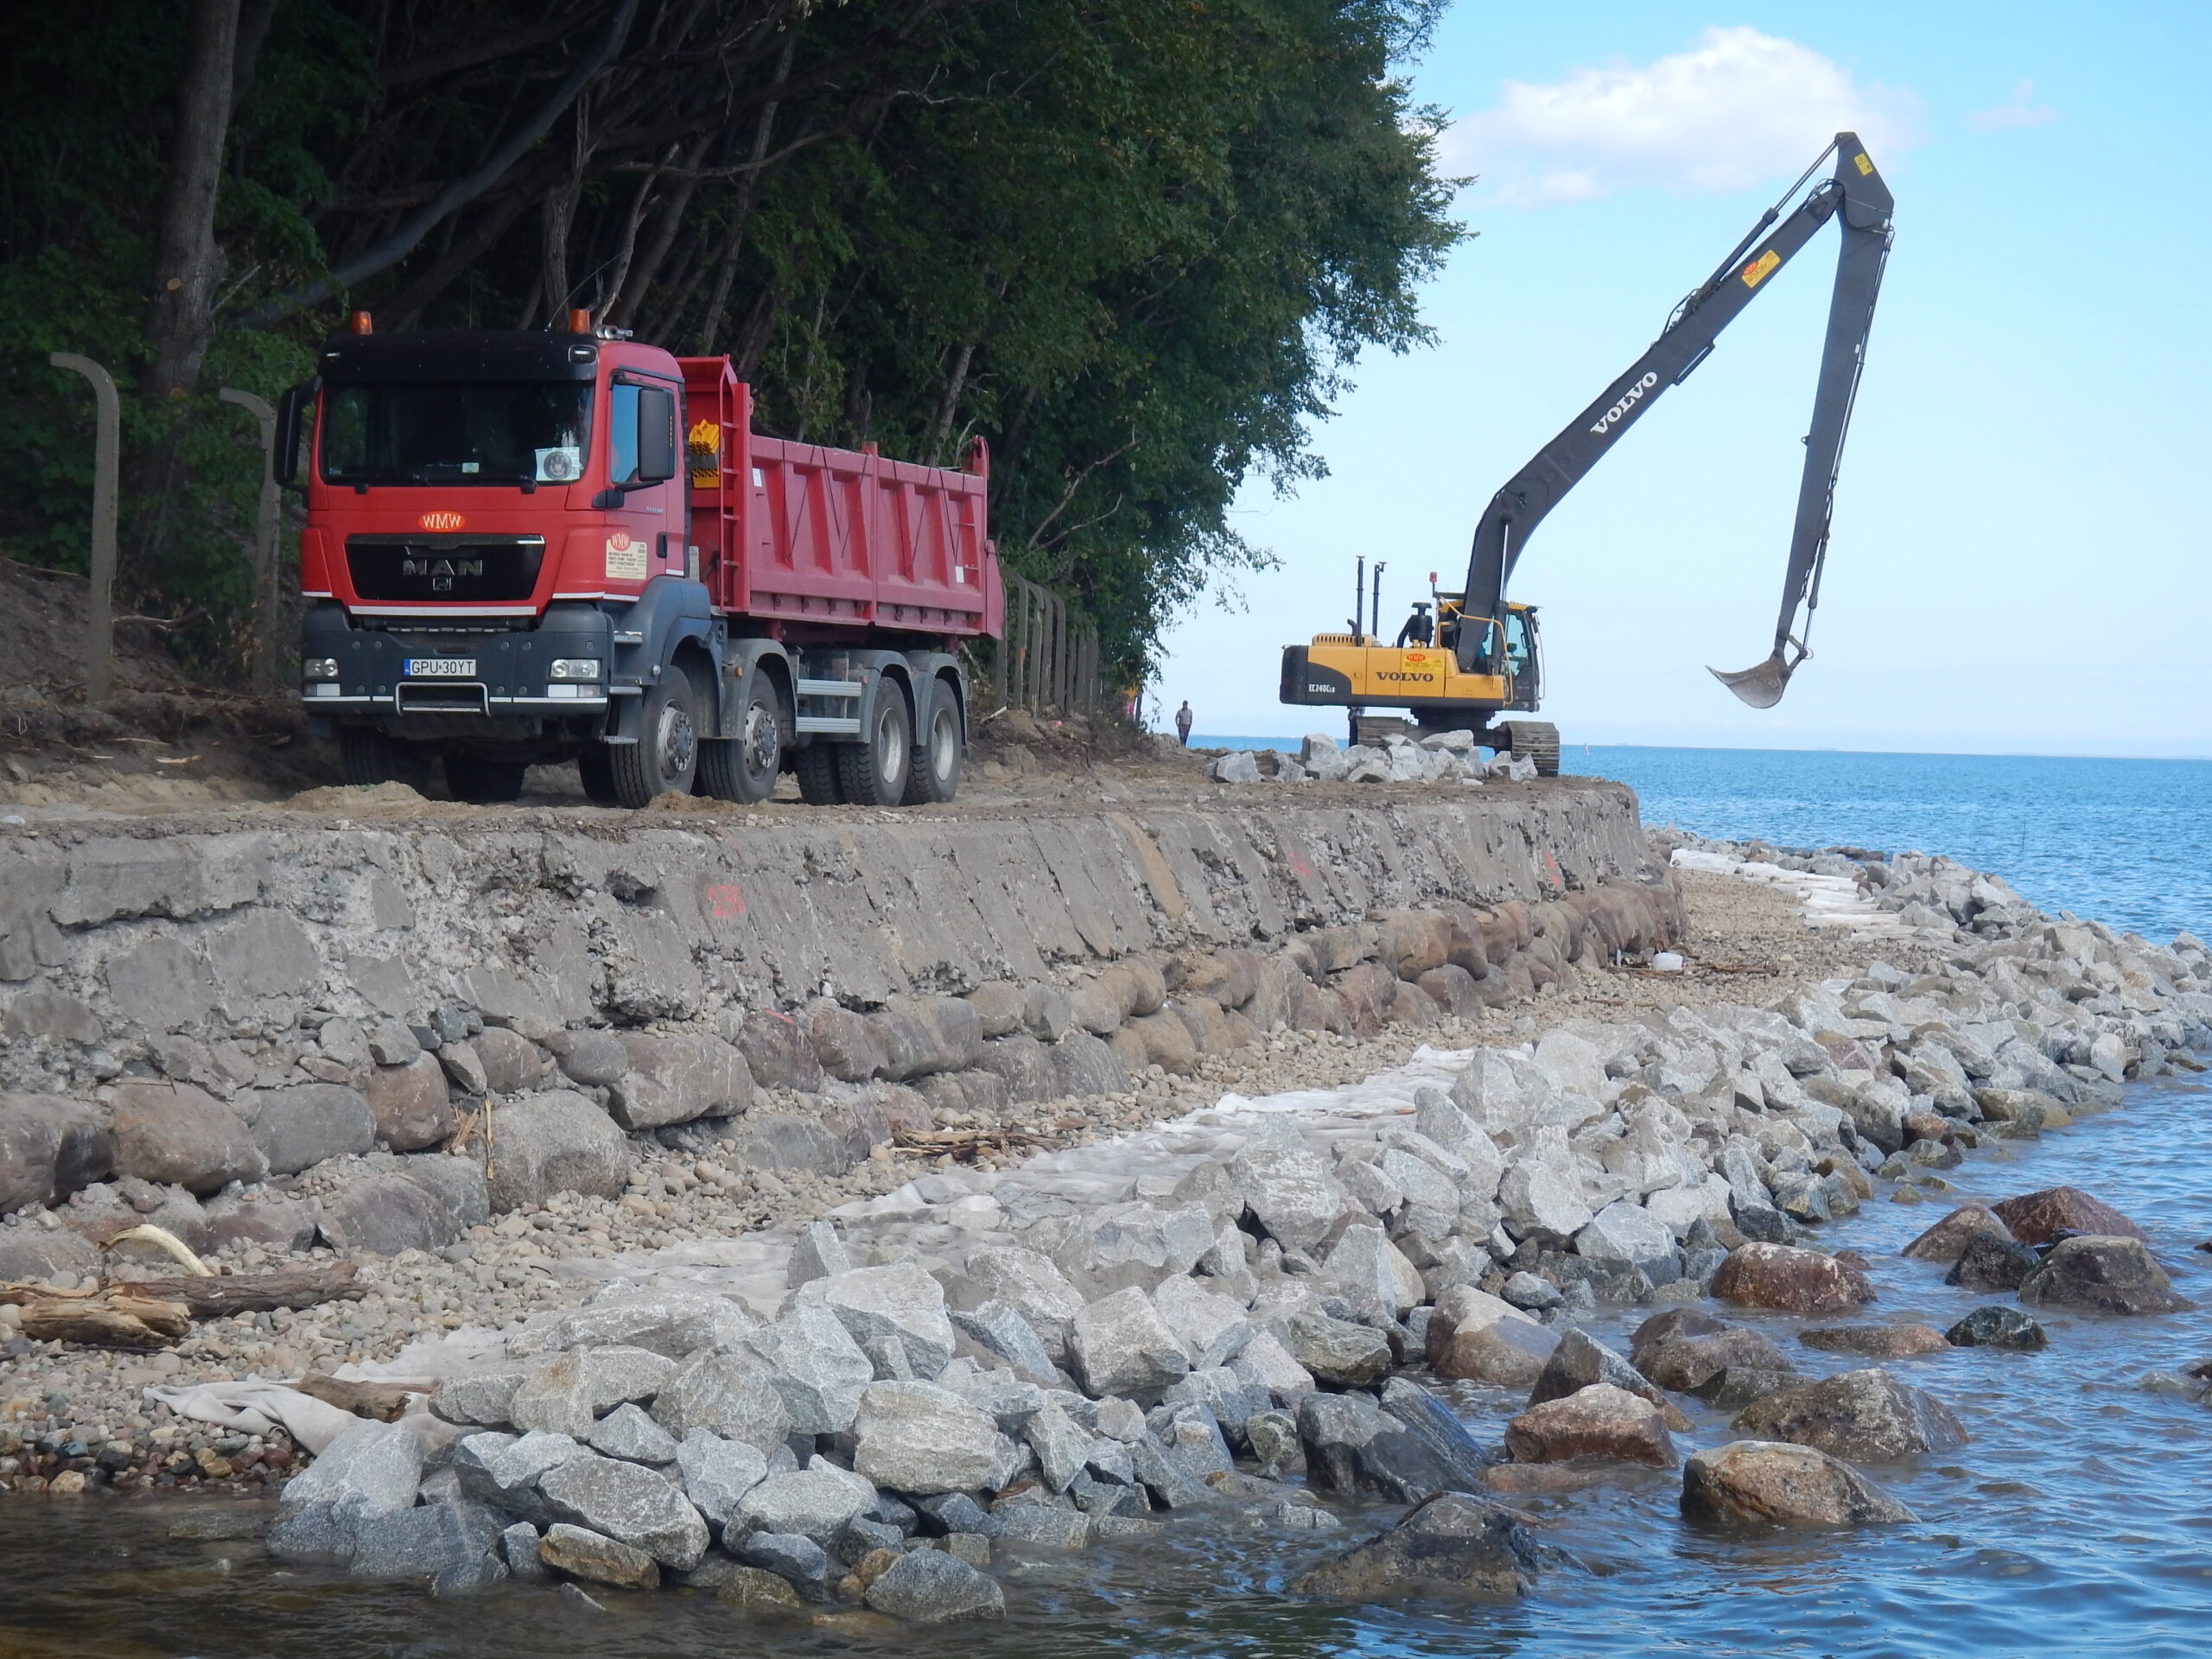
[2,825,2207,1624]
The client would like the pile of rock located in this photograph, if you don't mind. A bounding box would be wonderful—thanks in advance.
[1205,734,1538,787]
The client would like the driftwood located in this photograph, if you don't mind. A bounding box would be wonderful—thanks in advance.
[16,1294,190,1350]
[891,1126,1059,1162]
[124,1261,363,1316]
[0,1262,362,1349]
[293,1373,416,1421]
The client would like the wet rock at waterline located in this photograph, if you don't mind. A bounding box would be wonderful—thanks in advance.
[1900,1205,2017,1264]
[862,1548,1007,1624]
[1730,1368,1969,1461]
[1681,1440,1915,1528]
[2019,1235,2191,1315]
[1943,1232,2045,1294]
[1710,1243,1875,1315]
[1289,1493,1550,1600]
[1798,1325,1951,1360]
[1945,1306,2049,1351]
[1991,1186,2148,1247]
[1505,1383,1680,1469]
[1529,1327,1691,1429]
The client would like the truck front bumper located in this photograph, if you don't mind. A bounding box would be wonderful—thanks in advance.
[300,603,616,726]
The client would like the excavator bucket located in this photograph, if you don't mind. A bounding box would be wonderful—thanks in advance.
[1708,646,1796,709]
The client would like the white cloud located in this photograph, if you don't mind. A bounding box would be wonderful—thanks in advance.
[1446,27,1920,206]
[1969,79,2058,131]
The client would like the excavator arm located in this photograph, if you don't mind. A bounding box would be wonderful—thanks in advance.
[1456,132,1894,706]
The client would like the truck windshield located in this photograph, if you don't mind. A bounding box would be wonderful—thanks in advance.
[319,383,593,487]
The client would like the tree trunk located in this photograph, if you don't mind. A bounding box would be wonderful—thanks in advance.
[696,27,797,353]
[144,0,242,400]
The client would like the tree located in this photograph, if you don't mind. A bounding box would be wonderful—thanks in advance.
[0,0,1461,688]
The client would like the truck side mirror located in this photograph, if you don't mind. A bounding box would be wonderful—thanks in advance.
[636,386,677,484]
[275,382,314,488]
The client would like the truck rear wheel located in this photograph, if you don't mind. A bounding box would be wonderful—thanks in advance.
[793,743,842,804]
[612,670,702,806]
[445,751,527,804]
[700,678,783,804]
[837,685,912,807]
[901,681,963,804]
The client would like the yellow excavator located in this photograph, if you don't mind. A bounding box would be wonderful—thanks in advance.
[1280,134,1894,775]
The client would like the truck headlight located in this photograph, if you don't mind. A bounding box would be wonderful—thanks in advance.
[303,658,340,680]
[549,658,602,681]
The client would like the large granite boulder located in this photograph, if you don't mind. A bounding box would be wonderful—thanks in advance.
[1730,1367,1968,1460]
[1710,1243,1874,1313]
[1681,1440,1914,1526]
[1503,1383,1677,1468]
[1289,1492,1548,1600]
[2019,1235,2190,1314]
[485,1090,631,1211]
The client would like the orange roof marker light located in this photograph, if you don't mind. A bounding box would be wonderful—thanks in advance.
[347,310,373,335]
[569,308,593,334]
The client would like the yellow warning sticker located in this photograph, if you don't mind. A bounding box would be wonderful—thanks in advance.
[604,531,648,582]
[1741,248,1781,289]
[1854,152,1873,175]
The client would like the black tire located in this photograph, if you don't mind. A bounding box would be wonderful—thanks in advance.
[611,668,702,807]
[793,743,843,804]
[445,750,528,804]
[339,724,397,785]
[901,679,963,804]
[837,683,912,806]
[700,677,784,804]
[577,745,620,804]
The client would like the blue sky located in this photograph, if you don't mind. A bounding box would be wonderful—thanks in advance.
[1153,3,2212,756]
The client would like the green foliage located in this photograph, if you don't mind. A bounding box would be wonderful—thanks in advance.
[0,0,1459,685]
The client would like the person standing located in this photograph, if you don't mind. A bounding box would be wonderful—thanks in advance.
[1174,700,1194,746]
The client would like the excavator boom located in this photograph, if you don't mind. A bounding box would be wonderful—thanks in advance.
[1457,133,1894,704]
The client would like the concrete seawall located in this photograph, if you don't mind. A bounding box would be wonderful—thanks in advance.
[0,784,1665,1071]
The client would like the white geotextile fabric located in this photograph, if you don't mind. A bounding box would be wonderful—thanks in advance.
[141,1325,510,1452]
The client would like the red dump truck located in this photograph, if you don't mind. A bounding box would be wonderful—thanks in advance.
[276,312,1001,807]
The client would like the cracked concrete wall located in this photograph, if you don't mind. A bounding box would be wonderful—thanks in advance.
[0,785,1661,1087]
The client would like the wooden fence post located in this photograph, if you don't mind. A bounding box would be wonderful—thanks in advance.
[47,353,119,702]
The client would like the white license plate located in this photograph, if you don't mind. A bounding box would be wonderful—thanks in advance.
[404,658,477,677]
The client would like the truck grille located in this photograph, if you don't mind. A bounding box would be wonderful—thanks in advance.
[346,534,543,602]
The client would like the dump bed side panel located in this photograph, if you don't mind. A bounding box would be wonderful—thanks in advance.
[678,357,998,639]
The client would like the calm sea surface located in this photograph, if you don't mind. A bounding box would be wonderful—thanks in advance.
[1192,740,2212,946]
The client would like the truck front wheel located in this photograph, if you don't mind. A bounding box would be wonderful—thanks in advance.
[339,725,397,786]
[612,671,702,806]
[445,752,527,804]
[837,686,912,806]
[339,726,431,791]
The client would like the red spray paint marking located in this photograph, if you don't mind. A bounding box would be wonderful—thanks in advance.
[705,881,747,919]
[1541,849,1563,892]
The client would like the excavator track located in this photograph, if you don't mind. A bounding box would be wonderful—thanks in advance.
[1499,720,1561,778]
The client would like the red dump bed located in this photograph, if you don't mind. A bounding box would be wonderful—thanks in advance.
[680,357,1001,639]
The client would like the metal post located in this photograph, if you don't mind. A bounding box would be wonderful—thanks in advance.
[48,353,119,702]
[219,388,282,696]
